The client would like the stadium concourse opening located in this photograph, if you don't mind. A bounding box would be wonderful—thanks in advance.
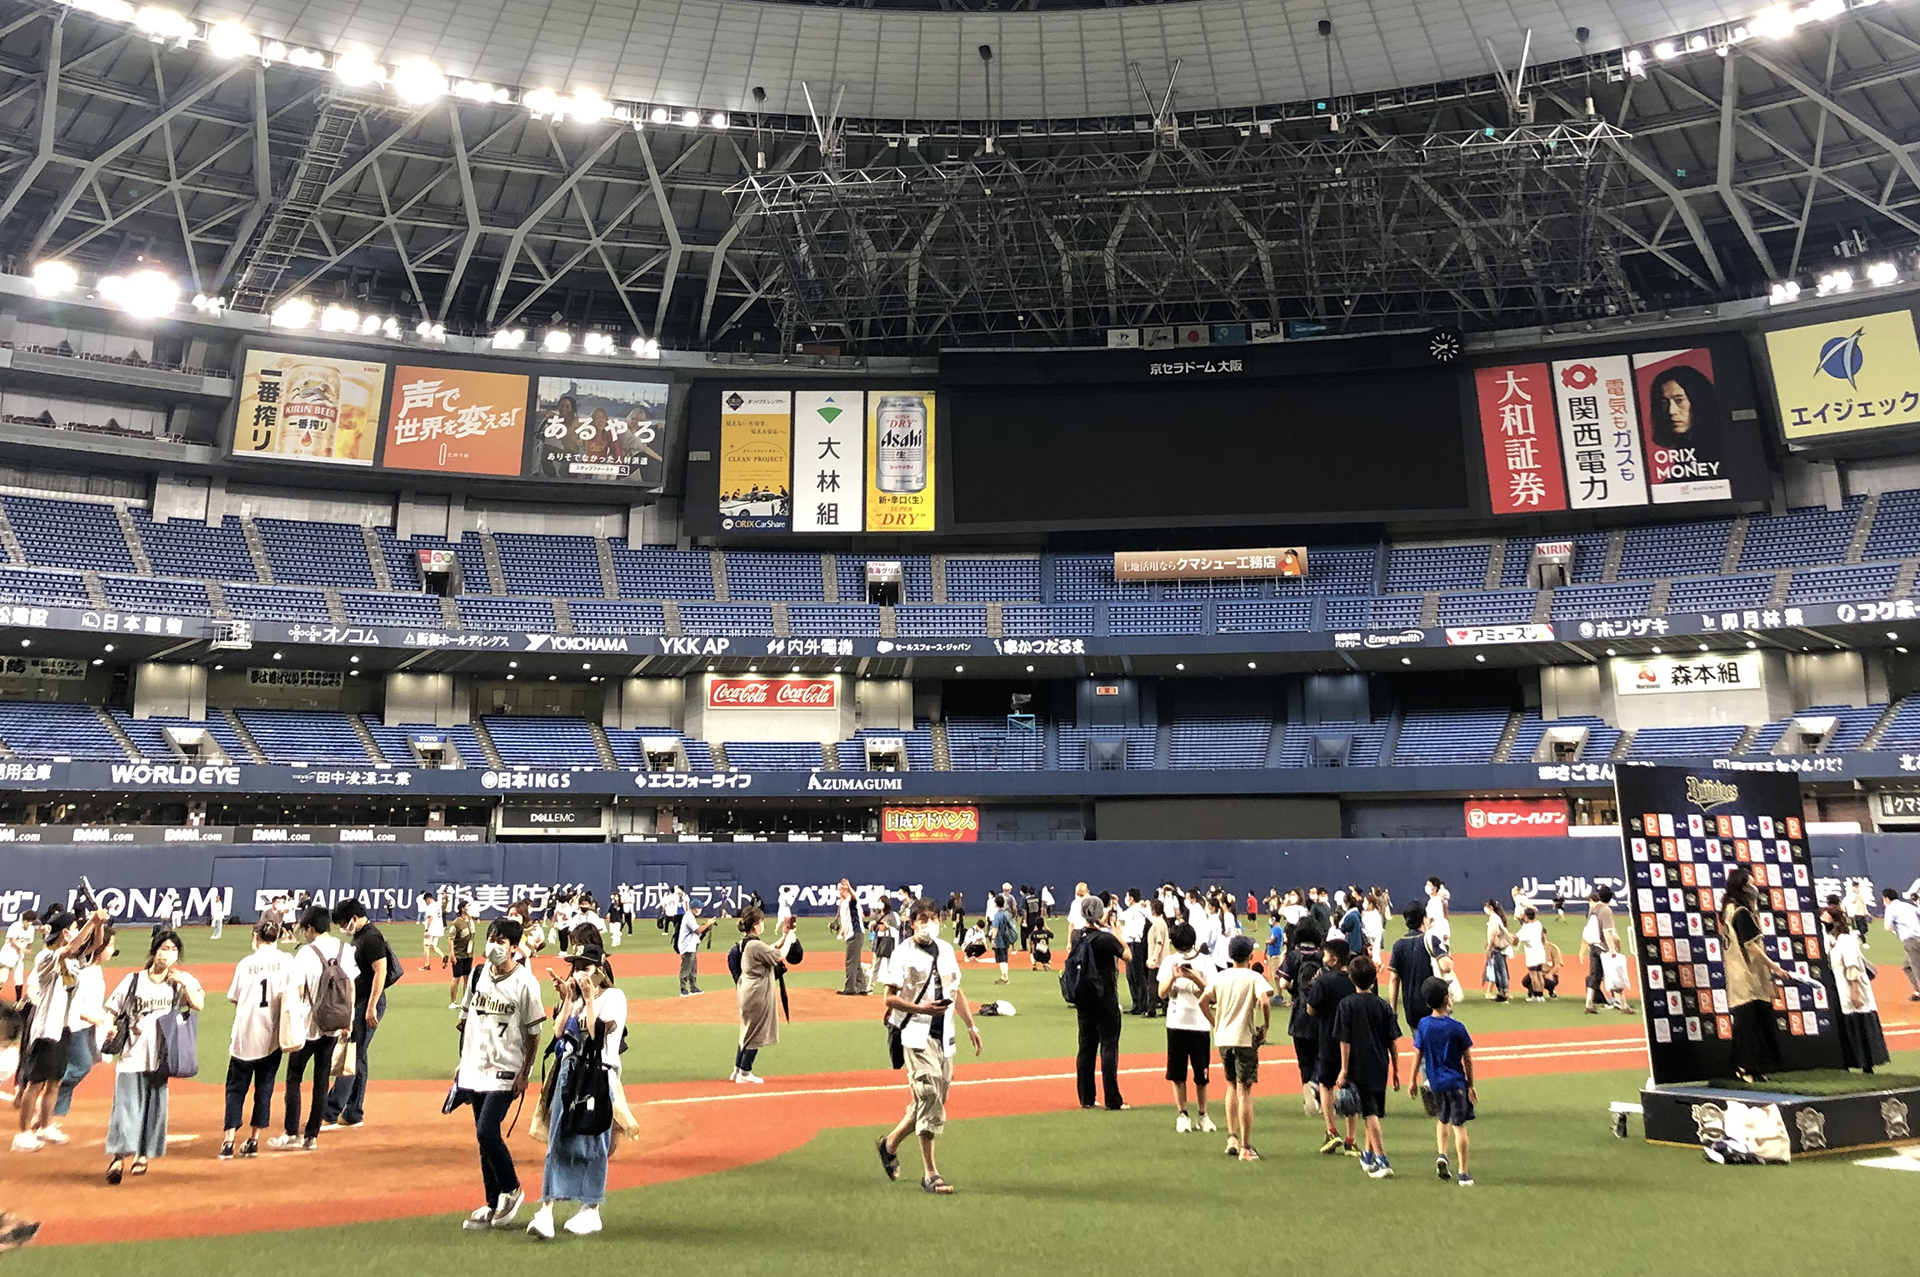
[6,0,1920,1261]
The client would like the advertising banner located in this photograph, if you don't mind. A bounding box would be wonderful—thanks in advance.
[382,365,529,476]
[718,390,793,532]
[1615,765,1842,1083]
[866,391,936,532]
[1612,651,1762,696]
[792,391,865,533]
[1764,308,1920,442]
[1463,798,1569,837]
[1473,364,1569,514]
[1112,548,1306,580]
[881,806,981,843]
[530,375,670,487]
[1634,348,1734,503]
[1552,355,1649,509]
[233,350,383,466]
[706,676,837,709]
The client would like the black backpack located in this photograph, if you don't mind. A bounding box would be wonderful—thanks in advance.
[1059,931,1105,1007]
[1290,949,1323,1007]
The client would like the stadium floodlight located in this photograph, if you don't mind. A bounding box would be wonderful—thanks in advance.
[1868,261,1899,287]
[1653,41,1678,59]
[31,260,78,297]
[288,47,326,69]
[1806,0,1844,19]
[391,58,448,105]
[1817,268,1853,296]
[680,109,701,127]
[333,48,386,87]
[261,41,287,62]
[523,87,565,118]
[97,269,179,319]
[491,328,526,349]
[319,303,360,332]
[190,293,227,314]
[416,321,447,342]
[359,313,385,336]
[453,81,509,104]
[582,332,615,356]
[1688,34,1708,50]
[543,329,572,353]
[1768,280,1801,304]
[710,112,729,129]
[569,90,614,124]
[270,298,315,328]
[649,106,670,125]
[1751,4,1794,37]
[206,22,260,59]
[134,6,195,42]
[631,337,661,358]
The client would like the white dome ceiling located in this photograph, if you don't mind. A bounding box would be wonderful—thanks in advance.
[197,0,1756,120]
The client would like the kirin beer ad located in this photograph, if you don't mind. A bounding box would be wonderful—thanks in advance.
[866,391,936,531]
[235,350,385,466]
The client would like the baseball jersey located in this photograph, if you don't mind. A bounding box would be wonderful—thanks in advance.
[456,962,544,1092]
[228,946,293,1060]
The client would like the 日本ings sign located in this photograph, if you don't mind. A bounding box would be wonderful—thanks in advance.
[1463,798,1569,837]
[706,676,837,709]
[881,806,981,843]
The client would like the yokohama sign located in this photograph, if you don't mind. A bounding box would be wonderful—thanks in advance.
[707,677,837,709]
[1464,798,1570,837]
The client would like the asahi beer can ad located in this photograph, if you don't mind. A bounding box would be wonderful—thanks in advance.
[233,349,385,466]
[866,391,935,531]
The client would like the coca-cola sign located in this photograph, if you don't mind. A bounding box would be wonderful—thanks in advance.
[707,677,838,710]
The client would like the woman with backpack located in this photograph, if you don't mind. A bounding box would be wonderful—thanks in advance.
[527,943,627,1239]
[102,929,203,1185]
[731,907,799,1085]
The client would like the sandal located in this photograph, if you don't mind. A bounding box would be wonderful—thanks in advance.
[1239,1147,1262,1162]
[106,1159,124,1186]
[1224,1142,1241,1158]
[876,1138,900,1182]
[130,1157,148,1176]
[920,1174,954,1195]
[0,1213,39,1253]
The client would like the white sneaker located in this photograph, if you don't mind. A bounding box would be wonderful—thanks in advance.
[266,1133,305,1151]
[462,1207,495,1232]
[1198,1115,1218,1133]
[1303,1083,1321,1116]
[563,1206,603,1236]
[526,1205,555,1240]
[36,1125,68,1146]
[727,1069,740,1082]
[490,1188,525,1228]
[1175,1112,1192,1133]
[10,1132,40,1153]
[448,1001,462,1010]
[738,1073,765,1085]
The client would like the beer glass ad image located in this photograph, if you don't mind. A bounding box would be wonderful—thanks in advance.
[530,376,670,487]
[719,389,793,532]
[233,350,384,466]
[866,391,936,532]
[381,366,530,476]
[1764,308,1920,442]
[1634,348,1734,504]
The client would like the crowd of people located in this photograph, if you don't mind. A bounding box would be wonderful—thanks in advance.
[0,870,1913,1239]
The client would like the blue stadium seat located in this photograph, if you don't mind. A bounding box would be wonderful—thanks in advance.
[101,575,211,616]
[224,585,331,622]
[483,716,602,767]
[568,601,667,635]
[2,496,135,572]
[1665,575,1774,613]
[788,605,882,637]
[1784,563,1900,605]
[457,597,556,631]
[1392,708,1510,764]
[234,708,374,764]
[1166,715,1273,769]
[0,567,93,608]
[1550,583,1653,621]
[341,591,447,627]
[1738,499,1864,571]
[130,510,257,581]
[679,604,773,636]
[611,541,714,599]
[1616,518,1733,581]
[1626,724,1747,759]
[724,552,825,601]
[945,716,1044,770]
[1385,544,1491,593]
[1002,606,1096,636]
[254,517,377,588]
[495,534,603,597]
[1215,601,1312,633]
[947,558,1041,601]
[895,605,987,637]
[0,701,127,759]
[722,741,825,771]
[1108,604,1205,635]
[1435,591,1536,626]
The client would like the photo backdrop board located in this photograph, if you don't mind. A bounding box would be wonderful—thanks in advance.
[1615,764,1844,1085]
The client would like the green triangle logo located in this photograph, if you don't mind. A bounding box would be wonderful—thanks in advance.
[816,406,843,423]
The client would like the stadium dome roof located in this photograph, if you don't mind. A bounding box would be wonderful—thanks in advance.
[204,0,1752,119]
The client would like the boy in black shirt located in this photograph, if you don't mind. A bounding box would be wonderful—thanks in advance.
[1304,937,1358,1156]
[1333,954,1403,1179]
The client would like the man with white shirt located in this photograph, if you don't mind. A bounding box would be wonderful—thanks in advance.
[223,920,292,1160]
[875,898,981,1195]
[456,918,544,1232]
[1120,890,1151,1015]
[677,903,716,996]
[835,880,868,996]
[1067,883,1096,934]
[1883,886,1920,1001]
[270,905,353,1152]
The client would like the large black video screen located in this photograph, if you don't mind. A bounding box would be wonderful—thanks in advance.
[948,368,1472,529]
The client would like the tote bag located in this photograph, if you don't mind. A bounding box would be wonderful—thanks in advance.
[154,988,199,1080]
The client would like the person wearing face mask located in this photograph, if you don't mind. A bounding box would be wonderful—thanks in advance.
[16,907,111,1153]
[876,901,982,1195]
[732,907,800,1084]
[454,919,545,1233]
[271,905,351,1152]
[527,943,629,1239]
[102,929,204,1184]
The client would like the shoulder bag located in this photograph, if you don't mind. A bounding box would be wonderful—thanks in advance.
[154,980,200,1079]
[99,972,141,1058]
[886,963,940,1070]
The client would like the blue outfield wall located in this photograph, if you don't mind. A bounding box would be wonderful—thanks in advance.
[6,834,1920,924]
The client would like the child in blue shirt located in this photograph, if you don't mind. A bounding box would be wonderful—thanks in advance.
[1409,976,1476,1187]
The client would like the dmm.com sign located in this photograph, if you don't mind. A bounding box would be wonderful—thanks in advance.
[707,677,837,709]
[1464,798,1569,837]
[882,806,981,843]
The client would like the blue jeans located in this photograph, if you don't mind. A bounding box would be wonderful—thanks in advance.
[53,1030,98,1117]
[323,993,385,1124]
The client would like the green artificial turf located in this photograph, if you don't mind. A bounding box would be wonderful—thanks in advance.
[51,1059,1920,1277]
[1705,1070,1920,1096]
[164,916,1653,1085]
